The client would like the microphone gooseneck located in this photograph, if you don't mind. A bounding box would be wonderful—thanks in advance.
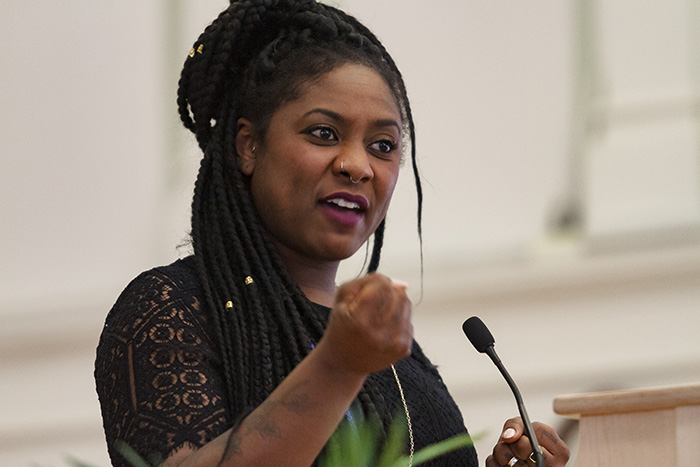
[462,316,545,467]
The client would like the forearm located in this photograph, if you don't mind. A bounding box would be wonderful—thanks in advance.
[167,274,412,467]
[170,347,367,467]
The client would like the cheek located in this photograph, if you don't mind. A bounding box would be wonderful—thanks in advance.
[248,167,287,220]
[375,169,400,216]
[248,153,315,220]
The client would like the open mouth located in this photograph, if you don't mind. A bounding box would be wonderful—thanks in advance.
[321,192,369,212]
[326,198,362,211]
[320,193,369,226]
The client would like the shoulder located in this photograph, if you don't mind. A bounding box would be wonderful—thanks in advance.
[96,255,220,377]
[118,255,199,305]
[95,256,229,464]
[100,256,205,340]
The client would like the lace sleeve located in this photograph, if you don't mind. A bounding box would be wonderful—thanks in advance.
[95,261,229,466]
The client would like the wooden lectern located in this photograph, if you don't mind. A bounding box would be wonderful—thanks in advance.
[553,383,700,466]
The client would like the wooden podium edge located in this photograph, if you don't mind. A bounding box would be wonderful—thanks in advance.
[553,382,700,418]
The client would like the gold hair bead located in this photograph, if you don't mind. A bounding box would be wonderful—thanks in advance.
[197,44,204,54]
[225,301,234,309]
[245,276,254,285]
[188,48,195,58]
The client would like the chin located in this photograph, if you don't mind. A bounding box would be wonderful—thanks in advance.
[323,250,361,263]
[317,242,367,262]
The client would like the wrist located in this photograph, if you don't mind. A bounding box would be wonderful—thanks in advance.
[310,339,368,389]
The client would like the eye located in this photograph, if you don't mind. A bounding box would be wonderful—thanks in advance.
[369,139,398,156]
[305,126,338,143]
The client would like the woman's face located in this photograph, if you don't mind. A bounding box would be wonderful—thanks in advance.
[238,63,402,267]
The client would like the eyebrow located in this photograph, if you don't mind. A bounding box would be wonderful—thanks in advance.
[303,108,401,132]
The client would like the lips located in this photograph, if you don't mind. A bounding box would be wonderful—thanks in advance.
[320,192,369,212]
[319,192,369,226]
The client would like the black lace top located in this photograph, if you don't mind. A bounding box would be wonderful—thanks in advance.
[95,256,478,466]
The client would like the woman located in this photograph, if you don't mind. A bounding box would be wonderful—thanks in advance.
[95,1,570,466]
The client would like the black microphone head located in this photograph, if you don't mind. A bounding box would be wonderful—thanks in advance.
[462,316,495,353]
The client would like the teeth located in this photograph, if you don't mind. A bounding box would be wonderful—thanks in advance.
[328,198,360,210]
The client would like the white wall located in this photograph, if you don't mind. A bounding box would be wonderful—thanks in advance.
[1,1,698,465]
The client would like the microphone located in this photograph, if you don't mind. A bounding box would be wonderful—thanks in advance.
[462,316,545,467]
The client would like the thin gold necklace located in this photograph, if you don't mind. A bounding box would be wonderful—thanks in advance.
[391,363,414,467]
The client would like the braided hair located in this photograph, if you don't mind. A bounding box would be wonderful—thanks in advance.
[178,0,423,437]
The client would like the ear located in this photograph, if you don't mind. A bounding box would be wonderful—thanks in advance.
[236,118,257,175]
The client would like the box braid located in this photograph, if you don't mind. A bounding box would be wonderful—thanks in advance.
[178,0,427,439]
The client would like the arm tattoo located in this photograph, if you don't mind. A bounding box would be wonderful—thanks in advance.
[247,401,282,439]
[281,382,314,415]
[221,382,315,462]
[219,427,243,465]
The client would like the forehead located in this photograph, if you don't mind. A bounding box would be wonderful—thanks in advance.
[280,64,402,125]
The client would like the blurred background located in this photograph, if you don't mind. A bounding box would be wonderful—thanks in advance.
[1,0,699,465]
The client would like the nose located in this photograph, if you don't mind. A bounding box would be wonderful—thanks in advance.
[336,143,373,184]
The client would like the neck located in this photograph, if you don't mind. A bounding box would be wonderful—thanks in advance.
[276,248,339,308]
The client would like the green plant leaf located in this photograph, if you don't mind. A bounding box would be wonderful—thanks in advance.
[320,405,480,467]
[376,413,408,467]
[321,408,382,467]
[392,432,476,467]
[67,417,480,467]
[115,441,157,467]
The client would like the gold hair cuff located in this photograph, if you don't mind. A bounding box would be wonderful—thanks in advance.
[188,44,204,58]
